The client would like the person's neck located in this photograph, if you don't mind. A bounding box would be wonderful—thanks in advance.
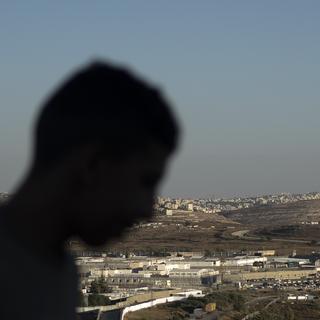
[2,171,70,264]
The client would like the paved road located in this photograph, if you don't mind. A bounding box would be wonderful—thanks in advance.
[241,311,260,320]
[240,297,280,320]
[244,295,276,306]
[264,297,280,309]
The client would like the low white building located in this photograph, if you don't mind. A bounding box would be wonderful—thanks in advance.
[169,268,218,277]
[188,259,221,268]
[107,269,133,276]
[165,263,191,271]
[288,294,315,301]
[269,257,310,265]
[223,256,267,267]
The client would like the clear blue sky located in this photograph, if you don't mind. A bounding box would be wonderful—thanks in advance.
[1,1,320,198]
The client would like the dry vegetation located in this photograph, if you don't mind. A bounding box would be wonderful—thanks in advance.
[71,200,320,256]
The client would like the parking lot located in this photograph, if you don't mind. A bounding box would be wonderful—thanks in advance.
[243,277,320,291]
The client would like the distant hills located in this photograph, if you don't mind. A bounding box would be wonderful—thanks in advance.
[222,200,320,227]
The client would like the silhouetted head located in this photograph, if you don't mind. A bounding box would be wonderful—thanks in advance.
[32,61,179,246]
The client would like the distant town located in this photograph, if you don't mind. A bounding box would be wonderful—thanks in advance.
[154,192,320,215]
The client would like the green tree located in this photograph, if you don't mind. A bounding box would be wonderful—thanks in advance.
[204,249,212,257]
[88,294,111,306]
[228,292,246,312]
[90,276,112,294]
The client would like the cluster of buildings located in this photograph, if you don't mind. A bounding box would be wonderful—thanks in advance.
[76,249,320,308]
[77,252,220,295]
[155,192,320,215]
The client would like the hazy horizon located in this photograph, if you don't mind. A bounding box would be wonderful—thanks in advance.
[1,1,320,198]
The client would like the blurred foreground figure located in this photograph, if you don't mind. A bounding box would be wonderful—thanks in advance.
[0,61,179,319]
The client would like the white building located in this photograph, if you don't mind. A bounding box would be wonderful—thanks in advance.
[223,256,267,267]
[269,257,310,265]
[187,203,194,211]
[188,259,221,268]
[165,263,191,271]
[169,268,218,277]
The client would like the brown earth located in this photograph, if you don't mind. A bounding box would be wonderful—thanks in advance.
[71,200,320,256]
[222,200,320,227]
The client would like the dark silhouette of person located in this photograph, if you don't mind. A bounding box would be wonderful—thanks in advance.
[0,61,179,320]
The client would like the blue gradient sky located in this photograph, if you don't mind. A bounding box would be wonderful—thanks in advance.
[1,1,320,198]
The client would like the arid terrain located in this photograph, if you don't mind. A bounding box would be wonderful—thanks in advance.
[223,200,320,227]
[72,200,320,256]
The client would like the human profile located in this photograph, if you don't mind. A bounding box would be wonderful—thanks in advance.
[0,61,179,320]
